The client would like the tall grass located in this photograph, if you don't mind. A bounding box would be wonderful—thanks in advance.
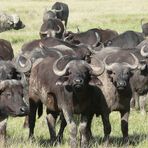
[0,0,148,147]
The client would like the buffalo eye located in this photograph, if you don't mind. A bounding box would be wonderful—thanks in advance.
[6,92,12,98]
[107,70,113,75]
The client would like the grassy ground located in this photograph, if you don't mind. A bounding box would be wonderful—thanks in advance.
[0,0,148,147]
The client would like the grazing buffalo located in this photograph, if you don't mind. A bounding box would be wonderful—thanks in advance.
[0,12,25,33]
[90,49,139,144]
[39,18,64,39]
[28,53,104,148]
[0,39,14,60]
[141,19,148,36]
[63,28,118,47]
[0,61,29,145]
[104,30,144,48]
[51,2,69,27]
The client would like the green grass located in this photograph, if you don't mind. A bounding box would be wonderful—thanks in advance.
[1,0,148,147]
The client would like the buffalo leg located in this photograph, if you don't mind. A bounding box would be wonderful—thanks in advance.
[139,94,147,115]
[101,113,111,145]
[120,110,129,145]
[28,99,38,139]
[86,114,93,140]
[62,109,77,148]
[79,114,91,148]
[56,113,67,143]
[130,92,139,109]
[0,119,7,147]
[80,114,93,143]
[46,110,58,145]
[23,116,29,128]
[65,19,68,28]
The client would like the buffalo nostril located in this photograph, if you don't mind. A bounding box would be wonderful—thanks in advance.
[20,107,26,113]
[118,81,126,87]
[74,79,83,83]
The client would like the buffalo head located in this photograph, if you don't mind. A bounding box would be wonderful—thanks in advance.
[0,74,29,117]
[53,56,103,92]
[104,53,139,90]
[39,19,64,39]
[11,14,25,30]
[43,10,57,22]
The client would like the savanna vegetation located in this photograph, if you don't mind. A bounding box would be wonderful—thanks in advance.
[0,0,148,147]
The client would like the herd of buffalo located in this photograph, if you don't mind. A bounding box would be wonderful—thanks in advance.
[1,1,148,147]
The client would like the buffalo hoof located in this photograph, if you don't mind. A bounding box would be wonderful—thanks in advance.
[140,110,146,115]
[23,122,29,128]
[122,137,129,146]
[103,135,109,147]
[28,136,35,143]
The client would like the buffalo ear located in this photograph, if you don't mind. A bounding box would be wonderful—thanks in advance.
[89,75,102,86]
[55,76,69,86]
[72,40,80,45]
[106,40,112,46]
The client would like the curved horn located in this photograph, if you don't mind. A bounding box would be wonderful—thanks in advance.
[103,55,115,71]
[53,56,74,76]
[86,45,98,54]
[141,18,144,27]
[52,5,63,12]
[15,55,32,73]
[55,25,61,34]
[89,57,105,76]
[20,72,27,86]
[76,26,80,33]
[123,53,139,69]
[0,79,22,90]
[92,32,101,47]
[103,53,139,70]
[39,42,63,57]
[39,31,48,35]
[63,35,69,41]
[140,45,148,57]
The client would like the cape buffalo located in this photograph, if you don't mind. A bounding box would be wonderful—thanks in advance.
[90,49,139,145]
[0,39,14,60]
[141,19,148,36]
[0,61,29,145]
[0,12,25,33]
[51,2,69,27]
[39,18,64,39]
[28,53,104,147]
